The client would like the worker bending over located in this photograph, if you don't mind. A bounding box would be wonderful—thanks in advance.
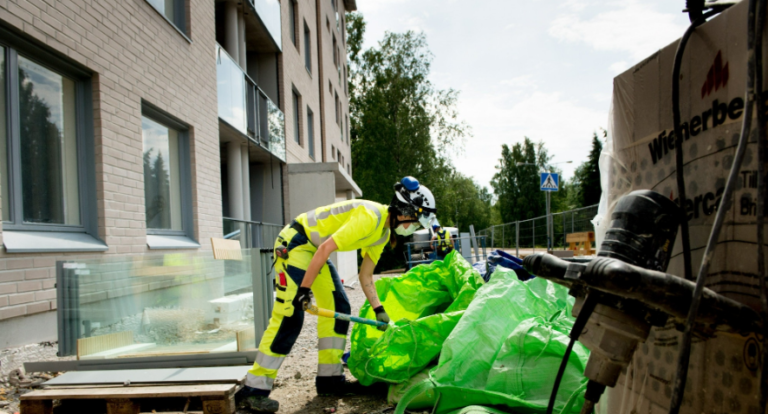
[431,222,455,259]
[238,176,437,413]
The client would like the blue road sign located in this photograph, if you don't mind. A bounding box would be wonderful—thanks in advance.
[540,172,559,192]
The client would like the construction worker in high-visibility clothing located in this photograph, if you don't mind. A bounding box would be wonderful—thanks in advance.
[430,222,455,259]
[237,176,437,413]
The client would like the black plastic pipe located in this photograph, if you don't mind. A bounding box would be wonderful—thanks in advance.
[667,1,758,413]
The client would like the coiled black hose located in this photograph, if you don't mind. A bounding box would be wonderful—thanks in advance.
[667,1,758,413]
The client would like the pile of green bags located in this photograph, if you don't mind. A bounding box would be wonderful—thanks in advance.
[349,251,590,414]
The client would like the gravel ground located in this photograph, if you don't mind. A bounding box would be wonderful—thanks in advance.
[268,273,415,414]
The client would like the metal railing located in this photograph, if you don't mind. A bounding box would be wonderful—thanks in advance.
[223,217,283,249]
[404,236,487,269]
[477,204,598,256]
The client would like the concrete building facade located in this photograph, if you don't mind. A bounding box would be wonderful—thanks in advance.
[0,0,361,349]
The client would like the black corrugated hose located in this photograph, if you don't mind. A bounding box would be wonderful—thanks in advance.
[673,9,720,282]
[754,0,767,412]
[667,1,758,413]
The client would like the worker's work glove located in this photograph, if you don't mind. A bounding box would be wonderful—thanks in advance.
[295,287,312,311]
[373,306,390,331]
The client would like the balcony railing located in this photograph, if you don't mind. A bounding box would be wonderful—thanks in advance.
[223,217,283,250]
[216,44,286,162]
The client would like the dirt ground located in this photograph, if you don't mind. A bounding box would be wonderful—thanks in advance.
[268,273,424,414]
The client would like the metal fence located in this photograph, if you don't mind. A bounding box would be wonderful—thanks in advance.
[477,204,598,254]
[223,217,283,249]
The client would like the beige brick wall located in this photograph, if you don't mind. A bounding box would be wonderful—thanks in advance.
[0,0,223,323]
[282,0,351,171]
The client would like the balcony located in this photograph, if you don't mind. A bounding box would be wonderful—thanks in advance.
[216,44,285,162]
[247,0,282,51]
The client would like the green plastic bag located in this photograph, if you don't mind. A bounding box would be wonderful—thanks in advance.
[394,267,590,414]
[348,251,484,386]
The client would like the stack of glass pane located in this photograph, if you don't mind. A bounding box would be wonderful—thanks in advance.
[58,250,269,360]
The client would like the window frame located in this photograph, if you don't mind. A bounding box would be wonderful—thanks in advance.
[144,0,191,42]
[0,35,98,236]
[292,88,302,145]
[289,0,298,49]
[307,107,315,160]
[141,101,195,240]
[304,21,312,75]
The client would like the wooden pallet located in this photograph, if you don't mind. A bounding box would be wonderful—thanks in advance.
[20,383,241,414]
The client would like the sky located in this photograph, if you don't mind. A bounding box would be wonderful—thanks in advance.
[355,0,693,189]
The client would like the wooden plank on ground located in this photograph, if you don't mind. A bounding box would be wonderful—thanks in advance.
[211,238,242,261]
[21,384,236,400]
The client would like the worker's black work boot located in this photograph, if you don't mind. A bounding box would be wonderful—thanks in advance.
[237,395,279,413]
[235,386,279,413]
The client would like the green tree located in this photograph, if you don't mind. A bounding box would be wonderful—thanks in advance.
[490,137,554,224]
[571,131,604,208]
[346,13,472,270]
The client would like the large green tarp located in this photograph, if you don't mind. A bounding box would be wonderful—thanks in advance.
[390,266,590,414]
[347,251,484,386]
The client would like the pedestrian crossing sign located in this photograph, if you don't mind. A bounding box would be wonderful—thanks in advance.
[540,172,559,192]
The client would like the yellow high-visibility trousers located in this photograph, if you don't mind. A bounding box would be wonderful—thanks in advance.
[244,225,350,395]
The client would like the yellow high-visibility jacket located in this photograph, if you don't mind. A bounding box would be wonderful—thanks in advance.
[295,200,390,264]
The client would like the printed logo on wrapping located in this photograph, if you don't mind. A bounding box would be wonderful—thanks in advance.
[701,50,729,99]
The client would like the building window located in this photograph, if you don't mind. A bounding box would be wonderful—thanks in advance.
[331,145,336,159]
[338,150,342,165]
[335,92,340,125]
[346,115,350,145]
[141,104,193,240]
[304,22,312,74]
[347,163,350,174]
[0,36,105,252]
[333,35,338,68]
[307,107,315,159]
[289,0,298,48]
[292,90,301,145]
[146,0,187,36]
[2,48,91,229]
[327,17,331,33]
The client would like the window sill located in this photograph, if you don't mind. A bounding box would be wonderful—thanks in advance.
[3,231,108,253]
[147,234,200,250]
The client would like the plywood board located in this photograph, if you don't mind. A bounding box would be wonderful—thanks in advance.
[211,238,242,261]
[78,332,134,360]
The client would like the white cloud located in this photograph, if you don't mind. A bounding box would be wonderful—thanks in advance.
[500,75,537,90]
[452,90,606,188]
[548,0,686,60]
[609,60,629,74]
[503,23,515,32]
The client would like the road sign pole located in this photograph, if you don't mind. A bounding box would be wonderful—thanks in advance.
[546,191,551,252]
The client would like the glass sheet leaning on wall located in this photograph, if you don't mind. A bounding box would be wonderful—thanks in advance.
[56,249,270,361]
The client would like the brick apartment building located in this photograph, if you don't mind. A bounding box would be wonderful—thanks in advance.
[0,0,360,349]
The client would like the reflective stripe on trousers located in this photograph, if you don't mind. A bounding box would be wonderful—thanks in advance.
[318,337,346,351]
[245,372,275,391]
[317,363,344,377]
[255,351,285,370]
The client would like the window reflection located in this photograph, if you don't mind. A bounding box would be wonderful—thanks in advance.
[18,56,80,225]
[142,116,182,231]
